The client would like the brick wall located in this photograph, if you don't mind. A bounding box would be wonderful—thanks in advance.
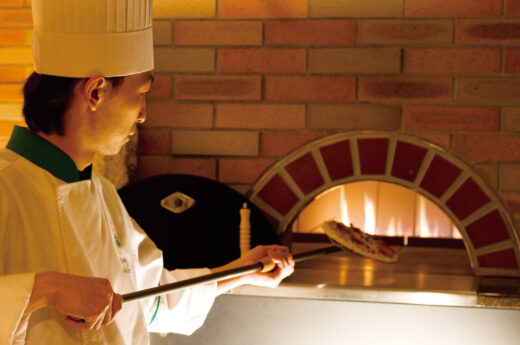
[0,0,31,147]
[1,0,520,224]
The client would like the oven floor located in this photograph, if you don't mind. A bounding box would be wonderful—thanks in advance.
[286,242,476,292]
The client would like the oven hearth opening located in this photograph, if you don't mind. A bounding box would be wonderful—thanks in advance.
[290,180,463,248]
[285,180,475,291]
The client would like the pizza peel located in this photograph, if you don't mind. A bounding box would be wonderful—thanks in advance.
[122,244,342,302]
[122,221,398,303]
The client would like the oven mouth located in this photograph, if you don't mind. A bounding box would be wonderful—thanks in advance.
[248,131,520,277]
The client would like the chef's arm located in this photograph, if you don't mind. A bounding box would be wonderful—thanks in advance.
[210,244,295,295]
[24,271,123,330]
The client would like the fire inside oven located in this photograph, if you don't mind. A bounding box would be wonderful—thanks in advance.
[291,180,462,243]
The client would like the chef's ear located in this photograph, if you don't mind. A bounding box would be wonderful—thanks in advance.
[83,74,107,111]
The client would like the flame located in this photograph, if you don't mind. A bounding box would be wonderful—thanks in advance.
[364,193,376,235]
[417,196,431,237]
[386,217,397,237]
[339,185,350,226]
[299,181,459,240]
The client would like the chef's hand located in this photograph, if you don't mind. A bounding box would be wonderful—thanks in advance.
[26,271,123,330]
[240,245,295,288]
[212,245,294,293]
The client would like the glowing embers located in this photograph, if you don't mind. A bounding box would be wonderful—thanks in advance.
[291,181,460,240]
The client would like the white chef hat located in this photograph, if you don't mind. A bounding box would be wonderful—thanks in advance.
[31,0,154,78]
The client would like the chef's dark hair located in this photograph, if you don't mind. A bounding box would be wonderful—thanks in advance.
[22,72,125,135]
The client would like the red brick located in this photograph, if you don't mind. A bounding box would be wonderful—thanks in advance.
[308,104,402,130]
[416,134,451,150]
[218,0,307,18]
[502,107,520,132]
[154,48,214,73]
[453,135,520,162]
[174,21,262,46]
[406,0,501,17]
[218,48,306,73]
[446,178,491,220]
[418,158,460,200]
[219,158,276,184]
[457,78,520,104]
[172,130,259,156]
[500,164,520,191]
[309,0,403,18]
[256,173,298,216]
[174,75,262,100]
[153,20,173,45]
[265,76,355,102]
[404,48,500,74]
[153,0,215,18]
[507,0,520,15]
[319,140,353,181]
[0,65,23,82]
[0,104,23,121]
[286,153,325,194]
[262,131,328,157]
[504,193,520,217]
[357,138,389,175]
[0,120,23,136]
[475,163,498,190]
[403,106,499,131]
[265,20,356,46]
[476,248,518,269]
[457,19,520,44]
[136,156,216,180]
[144,103,213,128]
[505,48,520,74]
[391,141,428,182]
[358,20,453,45]
[504,194,520,224]
[359,77,452,102]
[0,47,32,64]
[216,104,305,129]
[0,83,23,102]
[138,129,170,155]
[0,29,25,46]
[0,0,24,6]
[309,48,400,74]
[146,75,172,100]
[0,10,32,27]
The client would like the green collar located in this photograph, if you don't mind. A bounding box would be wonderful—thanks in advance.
[6,126,92,183]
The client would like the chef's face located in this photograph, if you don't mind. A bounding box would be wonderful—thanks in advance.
[89,71,153,155]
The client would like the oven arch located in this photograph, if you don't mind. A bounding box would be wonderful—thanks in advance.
[248,132,520,277]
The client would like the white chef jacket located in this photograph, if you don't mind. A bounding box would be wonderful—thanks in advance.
[0,126,217,345]
[0,273,35,345]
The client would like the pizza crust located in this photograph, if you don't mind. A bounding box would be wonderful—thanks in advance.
[322,220,399,263]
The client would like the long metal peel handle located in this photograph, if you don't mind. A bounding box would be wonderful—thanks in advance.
[122,245,341,303]
[123,262,264,302]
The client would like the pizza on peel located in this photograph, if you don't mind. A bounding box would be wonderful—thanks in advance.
[321,220,398,263]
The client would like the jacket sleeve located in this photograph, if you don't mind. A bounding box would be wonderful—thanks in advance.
[128,217,217,335]
[0,273,36,345]
[146,268,217,335]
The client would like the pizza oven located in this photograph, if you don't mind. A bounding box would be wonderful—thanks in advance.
[151,132,520,345]
[247,131,520,277]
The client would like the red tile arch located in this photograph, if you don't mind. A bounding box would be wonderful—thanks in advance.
[248,132,520,277]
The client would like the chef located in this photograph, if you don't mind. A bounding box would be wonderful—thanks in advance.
[0,1,294,345]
